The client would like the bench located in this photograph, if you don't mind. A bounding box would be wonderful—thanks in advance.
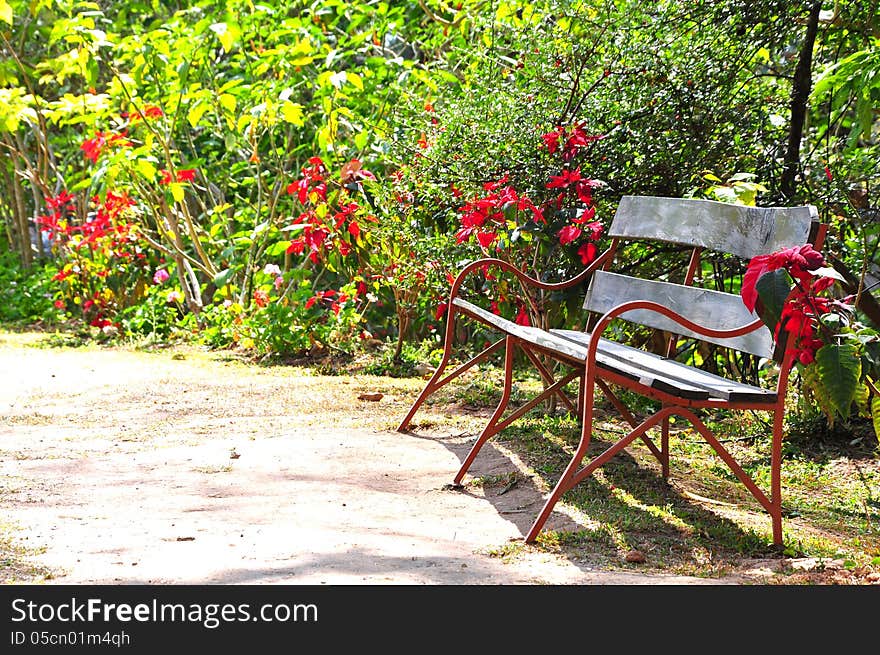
[398,195,826,545]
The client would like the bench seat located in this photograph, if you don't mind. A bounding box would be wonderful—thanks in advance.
[454,298,776,404]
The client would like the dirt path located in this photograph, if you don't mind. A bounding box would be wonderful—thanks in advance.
[0,333,737,585]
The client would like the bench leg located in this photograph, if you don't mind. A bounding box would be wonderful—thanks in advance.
[397,305,504,432]
[661,412,670,480]
[454,336,517,484]
[770,403,785,546]
[527,373,685,543]
[525,363,599,542]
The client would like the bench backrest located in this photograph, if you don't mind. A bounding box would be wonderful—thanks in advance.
[583,196,821,359]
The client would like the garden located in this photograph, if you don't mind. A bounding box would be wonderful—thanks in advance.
[1,0,879,583]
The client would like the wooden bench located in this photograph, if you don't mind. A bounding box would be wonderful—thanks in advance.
[398,195,826,545]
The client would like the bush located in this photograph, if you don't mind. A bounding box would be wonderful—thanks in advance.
[0,251,63,326]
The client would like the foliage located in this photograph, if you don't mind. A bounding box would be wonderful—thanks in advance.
[0,0,877,434]
[0,250,61,325]
[745,243,880,435]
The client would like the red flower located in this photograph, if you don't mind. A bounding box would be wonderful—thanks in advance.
[562,125,604,161]
[45,191,75,212]
[541,127,564,154]
[741,244,825,312]
[546,167,582,190]
[128,104,164,123]
[482,174,509,191]
[476,231,497,250]
[159,169,197,185]
[81,133,107,163]
[557,225,582,245]
[286,238,306,255]
[515,304,530,326]
[253,289,270,308]
[435,301,448,321]
[577,242,597,265]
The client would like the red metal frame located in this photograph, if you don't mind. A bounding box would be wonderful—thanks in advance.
[445,299,796,545]
[397,250,613,432]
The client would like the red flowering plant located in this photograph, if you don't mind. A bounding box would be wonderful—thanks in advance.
[448,122,606,331]
[244,155,381,356]
[742,243,880,428]
[37,189,157,333]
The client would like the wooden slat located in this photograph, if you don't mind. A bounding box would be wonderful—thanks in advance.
[608,195,818,259]
[452,298,710,400]
[582,271,774,358]
[552,329,776,403]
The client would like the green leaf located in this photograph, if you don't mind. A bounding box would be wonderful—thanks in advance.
[854,382,869,414]
[169,182,185,203]
[210,22,240,53]
[0,0,12,25]
[755,269,791,333]
[265,241,290,257]
[815,344,862,420]
[213,268,234,288]
[187,102,208,128]
[280,101,304,126]
[218,93,236,113]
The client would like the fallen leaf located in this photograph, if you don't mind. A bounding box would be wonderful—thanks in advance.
[176,536,195,542]
[624,550,646,563]
[358,392,383,401]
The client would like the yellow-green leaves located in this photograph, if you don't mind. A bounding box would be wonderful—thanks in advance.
[0,88,36,132]
[0,0,13,26]
[218,94,236,113]
[187,102,208,128]
[135,159,157,180]
[280,101,305,126]
[168,182,185,203]
[209,22,241,53]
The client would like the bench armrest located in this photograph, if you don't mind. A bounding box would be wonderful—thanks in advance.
[448,247,613,301]
[586,300,766,366]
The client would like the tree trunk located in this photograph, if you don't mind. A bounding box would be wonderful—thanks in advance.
[780,1,823,200]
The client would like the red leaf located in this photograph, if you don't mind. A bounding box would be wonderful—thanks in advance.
[476,231,497,249]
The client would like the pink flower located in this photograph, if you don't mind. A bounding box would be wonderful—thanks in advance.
[153,269,170,284]
[263,263,282,276]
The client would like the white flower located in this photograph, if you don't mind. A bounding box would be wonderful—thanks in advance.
[263,263,282,277]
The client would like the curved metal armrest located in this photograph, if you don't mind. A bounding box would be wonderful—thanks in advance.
[585,299,766,364]
[448,248,613,301]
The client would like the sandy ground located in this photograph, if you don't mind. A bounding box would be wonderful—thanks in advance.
[0,335,744,585]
